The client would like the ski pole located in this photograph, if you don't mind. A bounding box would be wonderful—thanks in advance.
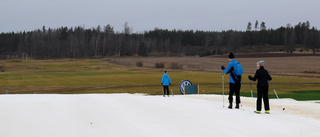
[222,71,225,107]
[162,86,164,97]
[250,80,255,109]
[171,86,174,97]
[269,81,285,110]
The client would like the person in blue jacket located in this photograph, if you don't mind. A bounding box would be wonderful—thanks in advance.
[221,52,242,109]
[161,71,171,97]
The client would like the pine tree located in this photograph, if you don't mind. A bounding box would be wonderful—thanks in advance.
[260,22,266,30]
[247,22,252,31]
[254,20,259,31]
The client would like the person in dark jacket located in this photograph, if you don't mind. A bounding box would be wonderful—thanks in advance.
[161,71,171,97]
[221,52,242,109]
[248,60,272,114]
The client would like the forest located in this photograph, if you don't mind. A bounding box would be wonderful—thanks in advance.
[0,21,319,59]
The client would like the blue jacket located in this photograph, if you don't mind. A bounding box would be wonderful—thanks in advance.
[161,74,171,86]
[223,59,241,83]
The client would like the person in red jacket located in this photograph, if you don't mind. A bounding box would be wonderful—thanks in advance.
[248,61,272,114]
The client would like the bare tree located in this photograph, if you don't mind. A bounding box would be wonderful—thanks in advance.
[123,22,132,35]
[89,26,101,57]
[285,24,295,53]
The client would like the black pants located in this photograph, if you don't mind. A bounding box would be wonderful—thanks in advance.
[229,83,241,104]
[163,86,169,95]
[257,86,270,111]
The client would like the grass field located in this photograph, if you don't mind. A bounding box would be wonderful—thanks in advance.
[0,58,319,101]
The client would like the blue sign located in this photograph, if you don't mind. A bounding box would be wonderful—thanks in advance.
[180,80,192,94]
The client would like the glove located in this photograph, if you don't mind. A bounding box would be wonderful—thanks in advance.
[221,65,225,70]
[248,75,253,80]
[169,83,171,86]
[161,83,163,86]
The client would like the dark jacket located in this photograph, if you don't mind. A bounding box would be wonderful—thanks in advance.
[249,66,272,87]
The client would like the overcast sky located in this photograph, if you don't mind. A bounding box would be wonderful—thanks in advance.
[1,0,319,33]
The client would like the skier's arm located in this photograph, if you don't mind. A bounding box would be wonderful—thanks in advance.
[250,70,259,81]
[161,76,164,85]
[267,72,272,81]
[223,62,233,74]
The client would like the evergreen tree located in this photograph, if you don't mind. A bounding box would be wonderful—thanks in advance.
[0,21,319,58]
[254,20,259,31]
[260,22,266,30]
[247,22,252,31]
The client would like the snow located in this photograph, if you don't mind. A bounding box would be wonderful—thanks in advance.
[0,94,319,137]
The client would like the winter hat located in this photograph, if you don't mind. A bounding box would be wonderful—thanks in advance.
[257,60,265,66]
[229,52,235,59]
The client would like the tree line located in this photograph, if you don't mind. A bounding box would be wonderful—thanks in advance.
[0,21,319,59]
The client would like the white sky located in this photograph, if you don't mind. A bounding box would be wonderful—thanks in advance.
[0,0,319,33]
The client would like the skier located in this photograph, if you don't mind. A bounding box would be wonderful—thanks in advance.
[221,52,242,109]
[248,61,272,114]
[161,71,171,97]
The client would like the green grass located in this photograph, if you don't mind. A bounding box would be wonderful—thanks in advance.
[0,59,320,100]
[229,90,320,101]
[281,90,320,101]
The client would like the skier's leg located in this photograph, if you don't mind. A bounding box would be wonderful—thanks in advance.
[257,86,263,111]
[263,87,270,111]
[228,83,235,108]
[235,83,241,107]
[163,86,168,96]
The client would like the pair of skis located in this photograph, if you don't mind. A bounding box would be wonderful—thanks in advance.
[162,87,174,97]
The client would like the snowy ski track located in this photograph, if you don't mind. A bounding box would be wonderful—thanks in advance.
[0,94,319,137]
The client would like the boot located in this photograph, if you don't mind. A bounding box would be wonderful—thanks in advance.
[235,103,239,109]
[265,110,270,114]
[228,103,232,109]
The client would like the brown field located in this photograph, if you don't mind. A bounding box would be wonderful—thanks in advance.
[106,53,320,79]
